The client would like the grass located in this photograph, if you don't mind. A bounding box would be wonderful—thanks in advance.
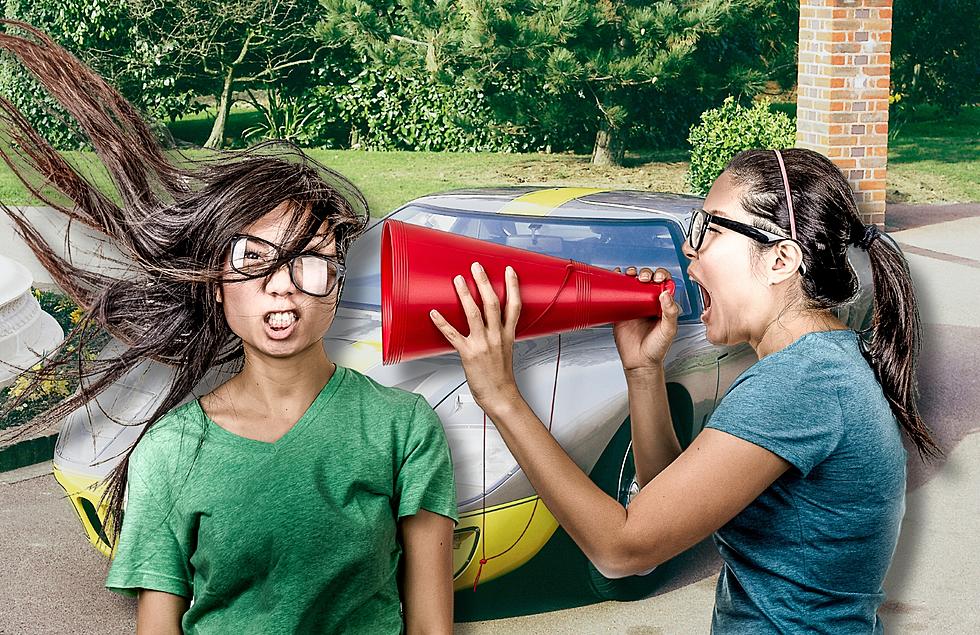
[0,106,976,215]
[886,106,980,203]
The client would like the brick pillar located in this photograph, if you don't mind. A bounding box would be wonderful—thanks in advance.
[796,0,893,226]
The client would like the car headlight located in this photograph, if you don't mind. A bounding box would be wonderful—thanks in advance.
[436,387,521,507]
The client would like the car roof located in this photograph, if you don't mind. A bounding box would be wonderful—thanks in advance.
[396,187,703,223]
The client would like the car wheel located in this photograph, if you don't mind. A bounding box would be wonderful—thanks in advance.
[585,417,661,601]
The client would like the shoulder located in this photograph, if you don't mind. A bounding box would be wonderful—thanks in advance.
[129,399,206,475]
[728,330,863,402]
[339,366,428,413]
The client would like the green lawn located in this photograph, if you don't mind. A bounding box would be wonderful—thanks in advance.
[1,106,976,215]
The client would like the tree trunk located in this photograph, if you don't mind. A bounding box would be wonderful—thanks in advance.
[591,122,625,166]
[205,69,235,149]
[204,32,254,150]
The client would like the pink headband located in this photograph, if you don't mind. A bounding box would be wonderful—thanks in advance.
[773,150,798,240]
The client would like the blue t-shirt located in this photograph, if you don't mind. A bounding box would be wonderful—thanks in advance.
[706,330,907,634]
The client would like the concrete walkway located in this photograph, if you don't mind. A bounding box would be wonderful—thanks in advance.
[1,203,978,633]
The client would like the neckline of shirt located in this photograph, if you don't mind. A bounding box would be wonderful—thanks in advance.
[194,365,348,451]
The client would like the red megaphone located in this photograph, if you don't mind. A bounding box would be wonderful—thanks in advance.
[381,219,675,364]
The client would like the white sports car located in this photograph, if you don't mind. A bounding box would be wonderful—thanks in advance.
[53,186,875,619]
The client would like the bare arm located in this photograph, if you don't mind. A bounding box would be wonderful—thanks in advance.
[400,509,455,635]
[430,263,789,578]
[483,394,788,577]
[611,266,682,486]
[625,367,682,486]
[137,590,188,635]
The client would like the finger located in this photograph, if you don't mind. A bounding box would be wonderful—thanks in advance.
[653,267,672,283]
[429,309,466,350]
[625,266,638,277]
[471,262,502,334]
[638,267,653,282]
[613,266,622,274]
[660,290,680,334]
[453,274,485,336]
[503,266,522,337]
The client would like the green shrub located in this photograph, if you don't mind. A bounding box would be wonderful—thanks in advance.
[687,97,796,195]
[323,67,519,152]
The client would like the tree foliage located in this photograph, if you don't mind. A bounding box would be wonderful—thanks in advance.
[320,0,800,163]
[891,0,980,116]
[0,0,187,149]
[129,0,325,148]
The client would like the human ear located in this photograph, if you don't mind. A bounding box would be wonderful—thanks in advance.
[769,241,805,283]
[215,286,223,303]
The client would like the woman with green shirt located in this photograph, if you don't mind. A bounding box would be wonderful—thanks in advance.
[430,148,938,632]
[0,22,456,633]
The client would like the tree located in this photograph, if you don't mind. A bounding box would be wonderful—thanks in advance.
[322,1,796,164]
[1,0,197,149]
[891,0,980,116]
[128,0,325,148]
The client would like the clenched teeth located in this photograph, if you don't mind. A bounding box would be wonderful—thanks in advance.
[266,311,297,329]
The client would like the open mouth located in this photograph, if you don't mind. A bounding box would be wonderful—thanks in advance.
[264,310,299,337]
[697,282,712,310]
[693,280,712,323]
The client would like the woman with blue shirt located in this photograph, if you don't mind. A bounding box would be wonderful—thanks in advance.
[430,148,937,632]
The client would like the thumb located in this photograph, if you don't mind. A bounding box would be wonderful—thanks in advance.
[660,290,680,325]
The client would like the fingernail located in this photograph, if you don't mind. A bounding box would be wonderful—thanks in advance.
[473,262,484,273]
[454,275,464,284]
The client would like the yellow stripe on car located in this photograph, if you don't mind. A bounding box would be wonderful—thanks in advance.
[339,340,383,374]
[498,187,607,216]
[452,495,560,590]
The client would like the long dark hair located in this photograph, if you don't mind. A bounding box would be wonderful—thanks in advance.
[725,148,939,458]
[0,20,369,541]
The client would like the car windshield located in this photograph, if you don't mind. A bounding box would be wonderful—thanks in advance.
[342,204,697,320]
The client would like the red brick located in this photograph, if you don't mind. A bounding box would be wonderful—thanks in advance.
[864,65,891,76]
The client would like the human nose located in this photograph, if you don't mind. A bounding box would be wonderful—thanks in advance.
[681,238,697,261]
[264,261,297,295]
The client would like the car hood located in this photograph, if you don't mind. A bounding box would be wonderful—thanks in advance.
[324,307,467,407]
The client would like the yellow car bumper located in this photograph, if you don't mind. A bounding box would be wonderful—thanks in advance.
[54,466,561,587]
[452,495,559,591]
[53,466,113,557]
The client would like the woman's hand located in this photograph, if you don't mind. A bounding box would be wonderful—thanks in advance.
[429,262,524,416]
[612,267,680,374]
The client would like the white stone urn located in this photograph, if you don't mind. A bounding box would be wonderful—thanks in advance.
[0,255,65,389]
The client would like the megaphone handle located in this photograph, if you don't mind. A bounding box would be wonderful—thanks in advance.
[515,262,577,336]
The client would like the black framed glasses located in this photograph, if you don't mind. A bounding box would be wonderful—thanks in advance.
[228,234,345,297]
[686,209,807,275]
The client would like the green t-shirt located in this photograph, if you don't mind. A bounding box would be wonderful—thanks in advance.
[106,366,457,634]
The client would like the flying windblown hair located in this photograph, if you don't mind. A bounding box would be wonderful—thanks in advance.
[0,20,369,542]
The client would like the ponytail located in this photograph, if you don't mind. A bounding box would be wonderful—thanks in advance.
[864,236,941,458]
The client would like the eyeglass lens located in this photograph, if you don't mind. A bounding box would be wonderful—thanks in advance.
[230,237,340,296]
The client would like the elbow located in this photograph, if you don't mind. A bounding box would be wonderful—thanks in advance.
[588,543,660,580]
